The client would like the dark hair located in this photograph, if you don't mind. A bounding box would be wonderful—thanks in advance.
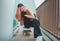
[18,3,24,8]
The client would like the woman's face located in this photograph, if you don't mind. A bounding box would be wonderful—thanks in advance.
[20,6,26,12]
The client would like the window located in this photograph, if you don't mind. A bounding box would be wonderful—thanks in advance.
[34,0,46,8]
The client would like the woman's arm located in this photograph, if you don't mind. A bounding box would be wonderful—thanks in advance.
[16,8,22,21]
[25,8,35,19]
[16,8,24,25]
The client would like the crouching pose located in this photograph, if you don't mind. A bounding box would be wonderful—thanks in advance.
[16,3,42,38]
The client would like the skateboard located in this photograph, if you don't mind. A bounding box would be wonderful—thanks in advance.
[23,28,31,35]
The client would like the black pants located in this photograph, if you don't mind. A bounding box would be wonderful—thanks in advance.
[24,19,42,38]
[33,19,42,38]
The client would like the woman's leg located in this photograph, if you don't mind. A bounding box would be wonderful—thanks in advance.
[33,19,42,38]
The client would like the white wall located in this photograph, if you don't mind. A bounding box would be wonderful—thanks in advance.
[0,0,15,41]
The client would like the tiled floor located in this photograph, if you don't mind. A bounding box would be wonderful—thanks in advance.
[13,25,35,41]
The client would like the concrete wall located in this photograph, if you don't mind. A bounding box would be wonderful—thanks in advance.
[0,0,15,41]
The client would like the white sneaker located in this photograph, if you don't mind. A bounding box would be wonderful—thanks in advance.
[36,36,43,41]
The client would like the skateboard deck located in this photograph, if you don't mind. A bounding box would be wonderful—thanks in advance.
[23,28,31,35]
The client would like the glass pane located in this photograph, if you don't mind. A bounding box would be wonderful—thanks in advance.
[34,0,46,8]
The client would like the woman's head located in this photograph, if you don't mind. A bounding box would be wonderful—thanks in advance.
[18,3,27,12]
[18,3,24,8]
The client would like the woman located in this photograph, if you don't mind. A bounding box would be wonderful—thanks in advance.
[16,3,42,38]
